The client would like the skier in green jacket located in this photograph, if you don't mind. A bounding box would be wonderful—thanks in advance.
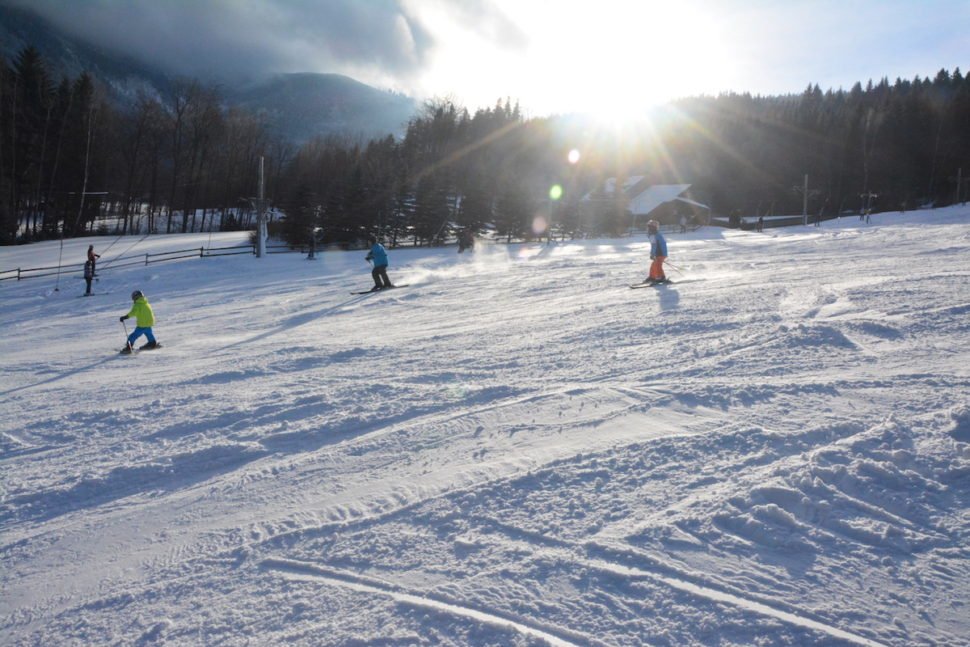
[119,290,159,353]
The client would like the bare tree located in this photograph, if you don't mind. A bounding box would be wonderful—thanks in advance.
[117,92,159,233]
[181,84,222,232]
[164,79,198,232]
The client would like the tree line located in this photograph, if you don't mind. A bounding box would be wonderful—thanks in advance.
[0,46,288,244]
[2,42,967,248]
[665,71,970,220]
[278,67,970,247]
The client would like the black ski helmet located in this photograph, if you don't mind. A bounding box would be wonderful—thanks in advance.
[131,290,143,301]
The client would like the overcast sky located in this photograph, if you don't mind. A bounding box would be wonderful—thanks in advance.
[5,0,968,117]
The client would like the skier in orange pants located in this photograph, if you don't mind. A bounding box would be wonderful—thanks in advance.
[647,220,668,283]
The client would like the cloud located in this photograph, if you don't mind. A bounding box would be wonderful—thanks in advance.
[0,0,468,87]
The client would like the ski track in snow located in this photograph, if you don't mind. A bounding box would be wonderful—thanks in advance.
[262,530,888,647]
[243,413,895,646]
[263,557,589,647]
[2,210,970,645]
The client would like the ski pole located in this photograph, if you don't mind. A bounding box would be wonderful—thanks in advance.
[121,319,133,353]
[663,259,685,275]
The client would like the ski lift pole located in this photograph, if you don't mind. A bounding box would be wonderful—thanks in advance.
[256,156,267,258]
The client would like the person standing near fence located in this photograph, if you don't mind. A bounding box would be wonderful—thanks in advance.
[83,260,94,296]
[87,245,100,275]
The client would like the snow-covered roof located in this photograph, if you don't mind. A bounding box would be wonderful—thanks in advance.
[582,181,701,215]
[674,196,711,211]
[627,184,692,215]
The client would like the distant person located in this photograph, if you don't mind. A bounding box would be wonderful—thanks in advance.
[458,229,474,253]
[678,215,687,233]
[365,235,394,291]
[83,259,94,296]
[87,245,100,275]
[119,290,159,353]
[757,215,764,232]
[646,219,668,284]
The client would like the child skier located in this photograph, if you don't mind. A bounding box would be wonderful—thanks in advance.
[119,290,159,353]
[365,235,394,290]
[646,220,668,284]
[83,260,94,296]
[87,245,100,275]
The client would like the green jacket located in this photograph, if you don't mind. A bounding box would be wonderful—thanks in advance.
[126,297,155,327]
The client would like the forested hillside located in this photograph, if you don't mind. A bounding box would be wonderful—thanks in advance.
[1,40,967,247]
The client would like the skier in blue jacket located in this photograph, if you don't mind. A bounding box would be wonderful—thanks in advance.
[647,220,668,283]
[365,236,394,290]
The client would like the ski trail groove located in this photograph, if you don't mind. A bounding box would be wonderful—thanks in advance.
[430,511,889,647]
[584,546,889,647]
[467,515,890,646]
[261,557,594,647]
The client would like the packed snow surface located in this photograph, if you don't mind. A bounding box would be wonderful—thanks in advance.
[2,208,969,646]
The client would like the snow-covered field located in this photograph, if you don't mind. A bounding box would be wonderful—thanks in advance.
[2,208,969,646]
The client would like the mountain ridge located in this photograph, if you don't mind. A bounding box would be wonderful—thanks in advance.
[0,3,418,142]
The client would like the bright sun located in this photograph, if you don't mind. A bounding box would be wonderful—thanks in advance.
[416,0,731,120]
[543,1,727,118]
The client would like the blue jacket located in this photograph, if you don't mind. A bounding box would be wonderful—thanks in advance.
[650,232,667,257]
[366,242,388,267]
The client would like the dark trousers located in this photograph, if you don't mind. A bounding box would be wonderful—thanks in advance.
[84,278,93,295]
[372,265,392,287]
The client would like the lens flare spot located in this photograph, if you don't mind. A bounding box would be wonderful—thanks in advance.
[568,149,581,164]
[532,215,548,236]
[549,184,563,201]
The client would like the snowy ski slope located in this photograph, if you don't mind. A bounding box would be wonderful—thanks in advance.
[2,207,969,645]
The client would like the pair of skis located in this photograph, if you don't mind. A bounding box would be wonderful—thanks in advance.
[630,279,673,289]
[119,342,163,355]
[351,284,410,295]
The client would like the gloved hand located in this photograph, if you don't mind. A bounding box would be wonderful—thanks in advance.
[120,315,128,322]
[650,255,655,260]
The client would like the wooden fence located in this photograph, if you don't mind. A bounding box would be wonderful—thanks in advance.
[0,244,259,282]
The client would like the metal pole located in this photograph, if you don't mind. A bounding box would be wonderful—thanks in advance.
[256,157,267,258]
[802,174,809,226]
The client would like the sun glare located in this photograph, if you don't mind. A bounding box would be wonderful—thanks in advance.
[416,0,731,122]
[552,1,727,119]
